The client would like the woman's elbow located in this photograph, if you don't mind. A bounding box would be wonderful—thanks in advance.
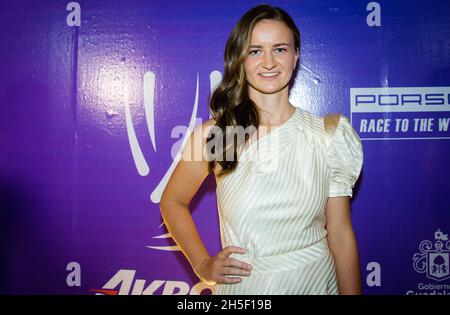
[327,224,356,246]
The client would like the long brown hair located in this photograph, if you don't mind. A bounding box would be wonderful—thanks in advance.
[207,4,301,177]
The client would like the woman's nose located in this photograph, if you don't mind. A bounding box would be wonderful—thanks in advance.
[262,52,276,69]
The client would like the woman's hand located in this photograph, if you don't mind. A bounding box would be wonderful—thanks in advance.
[194,246,253,285]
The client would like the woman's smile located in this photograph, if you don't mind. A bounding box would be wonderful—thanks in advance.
[258,71,281,79]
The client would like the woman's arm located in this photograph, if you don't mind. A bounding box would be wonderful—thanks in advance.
[161,119,252,285]
[160,119,215,276]
[325,196,362,295]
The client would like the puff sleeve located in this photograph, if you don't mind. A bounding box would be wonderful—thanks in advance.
[326,115,363,198]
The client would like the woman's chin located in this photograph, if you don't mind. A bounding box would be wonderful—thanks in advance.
[249,84,289,95]
[250,82,289,94]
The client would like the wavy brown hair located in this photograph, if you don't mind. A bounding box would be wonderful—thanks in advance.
[207,4,301,177]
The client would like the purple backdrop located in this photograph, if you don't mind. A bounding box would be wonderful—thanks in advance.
[0,0,449,295]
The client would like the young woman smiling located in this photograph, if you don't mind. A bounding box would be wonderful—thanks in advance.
[160,4,363,295]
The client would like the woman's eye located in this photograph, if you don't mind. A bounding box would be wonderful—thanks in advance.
[249,50,260,55]
[275,48,287,53]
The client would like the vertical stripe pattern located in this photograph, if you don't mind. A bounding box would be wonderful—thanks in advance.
[212,107,363,295]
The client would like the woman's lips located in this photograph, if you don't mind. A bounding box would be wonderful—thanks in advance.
[258,72,280,80]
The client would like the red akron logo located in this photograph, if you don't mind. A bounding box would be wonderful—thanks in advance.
[90,269,215,295]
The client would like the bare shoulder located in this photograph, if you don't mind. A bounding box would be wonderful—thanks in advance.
[200,117,217,129]
[323,113,342,135]
[162,117,218,206]
[187,117,218,148]
[195,117,225,176]
[183,117,225,175]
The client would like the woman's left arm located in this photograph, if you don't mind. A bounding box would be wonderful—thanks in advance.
[325,196,362,295]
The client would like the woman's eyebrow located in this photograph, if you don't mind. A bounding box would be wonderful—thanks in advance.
[249,43,290,48]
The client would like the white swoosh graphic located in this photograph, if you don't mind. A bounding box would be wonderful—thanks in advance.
[143,71,157,151]
[209,70,222,119]
[125,90,150,176]
[209,70,222,91]
[149,71,220,252]
[146,245,181,251]
[152,233,172,239]
[150,72,199,204]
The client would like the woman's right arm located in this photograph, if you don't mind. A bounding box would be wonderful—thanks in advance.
[159,118,252,285]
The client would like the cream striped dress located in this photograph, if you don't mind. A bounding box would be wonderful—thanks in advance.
[212,106,363,295]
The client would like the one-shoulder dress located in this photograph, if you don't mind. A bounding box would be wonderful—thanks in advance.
[212,106,363,295]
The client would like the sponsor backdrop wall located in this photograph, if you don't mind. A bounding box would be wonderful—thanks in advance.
[0,0,449,295]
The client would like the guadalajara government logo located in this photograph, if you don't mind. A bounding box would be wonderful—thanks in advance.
[413,229,450,281]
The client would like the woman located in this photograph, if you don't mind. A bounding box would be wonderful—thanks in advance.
[160,4,363,295]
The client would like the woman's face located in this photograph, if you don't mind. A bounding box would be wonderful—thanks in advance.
[243,19,299,96]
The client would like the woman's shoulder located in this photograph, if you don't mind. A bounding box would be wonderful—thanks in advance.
[181,117,217,163]
[190,116,217,141]
[297,109,350,137]
[192,117,224,176]
[293,109,360,151]
[324,113,363,198]
[294,108,326,136]
[323,113,341,135]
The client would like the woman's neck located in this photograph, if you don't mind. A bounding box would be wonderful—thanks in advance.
[249,88,294,126]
